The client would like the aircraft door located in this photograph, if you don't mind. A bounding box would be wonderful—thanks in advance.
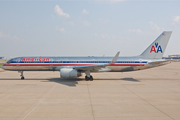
[139,59,143,66]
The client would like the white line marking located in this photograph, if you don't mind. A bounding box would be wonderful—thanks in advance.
[22,85,56,120]
[0,85,30,102]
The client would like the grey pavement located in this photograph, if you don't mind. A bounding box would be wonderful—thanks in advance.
[0,62,180,120]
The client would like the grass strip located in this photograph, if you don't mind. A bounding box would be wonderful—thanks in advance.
[0,63,4,68]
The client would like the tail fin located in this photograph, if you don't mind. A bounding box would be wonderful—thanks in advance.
[139,31,172,59]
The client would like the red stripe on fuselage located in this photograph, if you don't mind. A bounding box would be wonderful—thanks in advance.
[3,64,145,67]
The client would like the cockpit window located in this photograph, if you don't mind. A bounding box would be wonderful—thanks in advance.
[6,59,12,64]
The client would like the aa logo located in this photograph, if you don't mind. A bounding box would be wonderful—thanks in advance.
[150,42,163,53]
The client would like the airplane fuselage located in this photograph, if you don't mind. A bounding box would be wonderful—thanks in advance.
[2,56,164,72]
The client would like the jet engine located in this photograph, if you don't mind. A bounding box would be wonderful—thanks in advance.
[60,68,82,78]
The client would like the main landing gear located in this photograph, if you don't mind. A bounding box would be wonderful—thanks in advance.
[19,71,25,80]
[85,75,93,81]
[85,71,93,81]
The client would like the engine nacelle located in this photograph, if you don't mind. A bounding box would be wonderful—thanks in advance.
[60,68,82,78]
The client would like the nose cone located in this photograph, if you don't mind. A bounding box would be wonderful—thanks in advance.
[1,65,4,69]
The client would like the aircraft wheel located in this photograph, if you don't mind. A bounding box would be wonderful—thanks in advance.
[85,76,89,81]
[90,76,93,81]
[21,76,25,80]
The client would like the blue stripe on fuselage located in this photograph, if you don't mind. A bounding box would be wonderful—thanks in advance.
[10,61,148,64]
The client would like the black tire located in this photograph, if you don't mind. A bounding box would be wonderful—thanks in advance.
[90,76,93,81]
[21,77,24,80]
[85,76,89,81]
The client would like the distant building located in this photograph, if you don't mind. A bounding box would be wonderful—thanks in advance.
[168,54,180,58]
[0,57,4,59]
[163,54,180,61]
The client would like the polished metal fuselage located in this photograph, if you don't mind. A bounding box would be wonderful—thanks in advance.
[2,56,167,72]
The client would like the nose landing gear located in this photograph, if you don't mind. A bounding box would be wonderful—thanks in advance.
[19,71,25,79]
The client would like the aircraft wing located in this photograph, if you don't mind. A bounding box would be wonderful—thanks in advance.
[74,51,120,71]
[74,64,106,71]
[148,60,174,65]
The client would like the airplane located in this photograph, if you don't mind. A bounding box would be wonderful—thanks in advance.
[2,31,172,81]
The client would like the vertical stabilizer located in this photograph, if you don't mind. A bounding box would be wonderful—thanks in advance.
[140,31,172,59]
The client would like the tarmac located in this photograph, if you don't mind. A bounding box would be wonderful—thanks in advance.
[0,62,180,120]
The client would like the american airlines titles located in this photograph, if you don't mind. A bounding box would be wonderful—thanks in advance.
[22,58,49,61]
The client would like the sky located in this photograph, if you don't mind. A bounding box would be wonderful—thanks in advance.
[0,0,180,58]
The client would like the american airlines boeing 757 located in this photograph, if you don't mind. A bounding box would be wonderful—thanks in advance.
[2,31,172,80]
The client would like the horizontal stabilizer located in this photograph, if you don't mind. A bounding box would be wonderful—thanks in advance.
[148,60,174,65]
